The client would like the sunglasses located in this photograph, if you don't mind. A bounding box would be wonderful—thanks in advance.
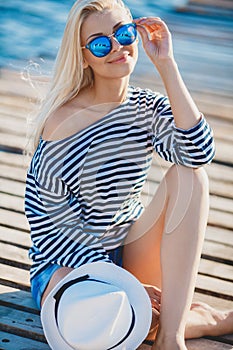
[82,23,137,58]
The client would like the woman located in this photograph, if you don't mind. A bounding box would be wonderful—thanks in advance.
[25,0,233,349]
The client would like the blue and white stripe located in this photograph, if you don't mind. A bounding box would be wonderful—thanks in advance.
[25,86,215,279]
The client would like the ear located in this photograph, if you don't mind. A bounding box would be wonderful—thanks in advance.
[83,57,89,69]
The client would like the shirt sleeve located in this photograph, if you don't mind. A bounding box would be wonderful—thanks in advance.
[149,92,215,167]
[30,177,112,269]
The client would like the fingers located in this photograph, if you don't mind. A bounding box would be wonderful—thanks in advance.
[134,17,167,29]
[143,284,161,311]
[134,17,170,39]
[150,297,160,312]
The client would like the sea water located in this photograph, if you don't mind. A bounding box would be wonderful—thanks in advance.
[0,0,182,71]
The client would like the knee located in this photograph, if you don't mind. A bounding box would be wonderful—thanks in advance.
[192,166,209,192]
[166,165,209,196]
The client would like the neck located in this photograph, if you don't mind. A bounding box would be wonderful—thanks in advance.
[90,76,130,105]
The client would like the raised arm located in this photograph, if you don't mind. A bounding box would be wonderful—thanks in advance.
[134,17,201,130]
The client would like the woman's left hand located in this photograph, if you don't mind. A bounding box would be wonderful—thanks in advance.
[143,283,161,312]
[134,17,174,65]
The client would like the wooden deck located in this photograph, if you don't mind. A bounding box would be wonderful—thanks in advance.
[0,5,233,350]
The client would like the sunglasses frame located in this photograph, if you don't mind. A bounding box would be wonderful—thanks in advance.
[81,22,137,58]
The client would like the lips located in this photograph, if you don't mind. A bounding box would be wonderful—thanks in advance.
[108,54,129,63]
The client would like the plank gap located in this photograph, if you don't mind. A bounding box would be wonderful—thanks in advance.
[0,279,30,293]
[0,323,46,344]
[0,206,24,215]
[0,299,39,316]
[195,287,233,301]
[0,224,29,234]
[198,272,233,284]
[201,254,233,266]
[204,335,233,346]
[0,176,25,185]
[0,146,23,155]
[205,238,233,249]
[0,258,31,271]
[0,239,29,251]
[212,159,233,168]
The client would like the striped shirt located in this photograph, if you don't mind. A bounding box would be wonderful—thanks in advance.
[25,86,215,279]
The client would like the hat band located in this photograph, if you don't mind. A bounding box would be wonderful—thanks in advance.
[53,274,136,350]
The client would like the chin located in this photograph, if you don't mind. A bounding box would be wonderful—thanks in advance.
[108,58,137,77]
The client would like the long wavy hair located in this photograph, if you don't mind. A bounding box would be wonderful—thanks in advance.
[28,0,132,151]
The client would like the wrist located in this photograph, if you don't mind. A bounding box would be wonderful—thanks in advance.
[153,57,178,74]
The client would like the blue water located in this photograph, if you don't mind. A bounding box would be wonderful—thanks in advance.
[0,0,175,71]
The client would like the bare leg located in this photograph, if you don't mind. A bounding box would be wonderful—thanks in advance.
[124,165,214,350]
[41,266,74,307]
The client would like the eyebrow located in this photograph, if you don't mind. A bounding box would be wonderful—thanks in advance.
[86,21,123,41]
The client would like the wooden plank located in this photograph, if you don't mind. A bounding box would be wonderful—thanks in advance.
[205,226,233,246]
[0,305,45,341]
[0,331,50,350]
[0,243,31,267]
[208,209,233,230]
[1,193,24,213]
[214,140,233,166]
[0,179,25,198]
[0,226,31,249]
[196,274,233,299]
[186,338,233,350]
[202,240,233,263]
[0,152,29,168]
[0,209,29,232]
[0,102,33,120]
[0,264,30,289]
[0,69,48,100]
[139,338,233,350]
[0,114,27,137]
[0,285,37,312]
[0,165,26,182]
[0,93,37,111]
[198,259,233,282]
[206,117,233,143]
[0,133,26,153]
[210,196,233,214]
[193,292,233,311]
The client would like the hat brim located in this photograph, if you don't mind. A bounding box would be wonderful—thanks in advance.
[41,261,152,350]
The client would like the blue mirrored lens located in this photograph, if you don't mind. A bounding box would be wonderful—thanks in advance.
[88,36,111,57]
[86,23,137,57]
[115,24,137,45]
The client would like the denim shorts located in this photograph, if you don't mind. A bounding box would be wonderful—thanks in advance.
[31,246,124,309]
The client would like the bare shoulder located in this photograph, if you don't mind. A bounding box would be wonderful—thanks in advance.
[42,100,83,141]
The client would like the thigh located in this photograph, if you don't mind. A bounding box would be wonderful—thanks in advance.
[37,247,124,308]
[123,171,169,289]
[40,266,74,307]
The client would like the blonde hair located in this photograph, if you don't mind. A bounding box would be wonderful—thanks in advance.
[30,0,132,151]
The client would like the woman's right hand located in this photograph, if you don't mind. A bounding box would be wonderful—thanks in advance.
[134,17,174,66]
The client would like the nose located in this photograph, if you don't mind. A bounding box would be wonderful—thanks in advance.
[111,36,123,52]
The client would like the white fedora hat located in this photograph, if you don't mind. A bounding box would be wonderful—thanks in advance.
[41,262,152,350]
